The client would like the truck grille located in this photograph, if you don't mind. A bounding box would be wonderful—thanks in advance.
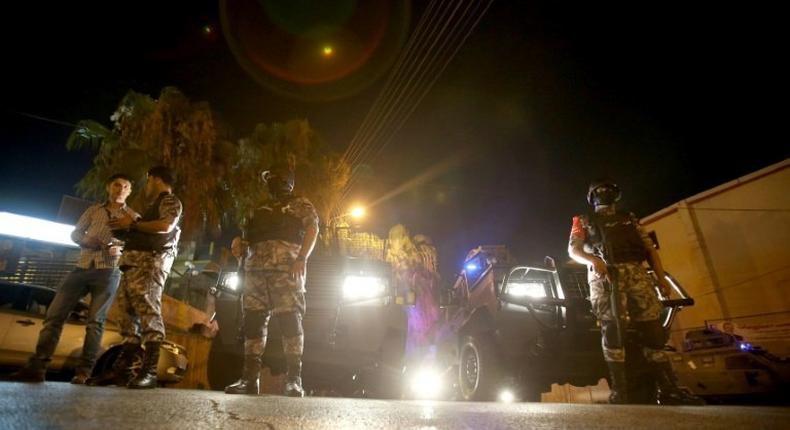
[558,266,590,300]
[303,255,343,343]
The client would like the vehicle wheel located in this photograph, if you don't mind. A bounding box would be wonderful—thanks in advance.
[377,331,405,399]
[458,334,501,401]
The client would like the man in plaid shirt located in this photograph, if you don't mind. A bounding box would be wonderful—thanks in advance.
[11,173,137,384]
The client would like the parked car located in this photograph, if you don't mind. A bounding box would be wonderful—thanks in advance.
[669,328,790,403]
[0,281,188,384]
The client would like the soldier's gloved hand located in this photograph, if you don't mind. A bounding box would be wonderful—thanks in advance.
[291,257,306,281]
[108,213,136,230]
[231,237,247,259]
[590,257,608,279]
[656,277,672,298]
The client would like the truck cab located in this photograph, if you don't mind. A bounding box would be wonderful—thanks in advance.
[433,245,693,401]
[207,250,408,397]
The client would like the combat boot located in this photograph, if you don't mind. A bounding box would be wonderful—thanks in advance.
[9,360,46,383]
[606,361,628,404]
[86,343,140,386]
[70,368,91,385]
[284,376,305,397]
[654,362,705,405]
[127,341,160,389]
[225,355,261,395]
[284,356,305,397]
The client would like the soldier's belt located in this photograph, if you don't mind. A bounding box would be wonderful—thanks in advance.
[247,268,291,273]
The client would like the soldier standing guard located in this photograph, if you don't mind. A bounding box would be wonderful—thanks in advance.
[87,166,182,389]
[225,161,319,397]
[568,178,703,405]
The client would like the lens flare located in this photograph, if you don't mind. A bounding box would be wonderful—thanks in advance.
[220,0,410,100]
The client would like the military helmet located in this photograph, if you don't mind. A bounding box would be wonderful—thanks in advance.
[587,178,621,206]
[261,161,295,195]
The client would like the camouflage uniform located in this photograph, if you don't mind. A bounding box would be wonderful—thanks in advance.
[242,197,318,362]
[569,212,666,364]
[116,193,182,344]
[569,183,704,405]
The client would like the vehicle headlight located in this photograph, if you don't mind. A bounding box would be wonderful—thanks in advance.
[410,367,443,399]
[342,275,386,301]
[223,273,240,290]
[498,389,516,403]
[506,282,546,298]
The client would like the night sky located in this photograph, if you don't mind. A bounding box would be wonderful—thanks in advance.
[1,1,786,278]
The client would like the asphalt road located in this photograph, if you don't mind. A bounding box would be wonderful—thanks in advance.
[1,382,789,430]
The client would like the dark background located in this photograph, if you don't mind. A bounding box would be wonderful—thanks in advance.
[1,1,786,277]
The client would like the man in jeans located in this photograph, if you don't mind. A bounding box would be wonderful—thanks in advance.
[10,173,136,384]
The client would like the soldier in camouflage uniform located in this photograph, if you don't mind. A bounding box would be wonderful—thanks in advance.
[569,179,703,405]
[225,161,319,397]
[87,166,182,389]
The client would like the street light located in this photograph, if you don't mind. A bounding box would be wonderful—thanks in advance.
[350,206,366,220]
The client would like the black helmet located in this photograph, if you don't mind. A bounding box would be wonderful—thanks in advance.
[261,161,295,197]
[587,178,621,206]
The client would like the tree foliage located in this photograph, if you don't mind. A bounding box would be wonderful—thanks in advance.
[68,87,349,240]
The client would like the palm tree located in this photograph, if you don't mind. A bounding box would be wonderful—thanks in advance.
[68,87,349,241]
[227,119,351,228]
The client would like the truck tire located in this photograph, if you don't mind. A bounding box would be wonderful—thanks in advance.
[458,334,501,401]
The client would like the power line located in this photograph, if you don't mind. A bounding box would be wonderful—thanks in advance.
[346,0,473,168]
[342,0,444,164]
[359,0,492,168]
[344,0,453,166]
[341,0,493,199]
[12,111,77,128]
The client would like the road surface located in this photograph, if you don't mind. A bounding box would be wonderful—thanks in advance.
[1,382,788,429]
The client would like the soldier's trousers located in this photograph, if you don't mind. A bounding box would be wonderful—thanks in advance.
[116,253,174,344]
[588,262,667,364]
[242,270,306,366]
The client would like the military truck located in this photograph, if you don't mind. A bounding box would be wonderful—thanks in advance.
[206,250,409,397]
[669,328,790,403]
[418,245,694,401]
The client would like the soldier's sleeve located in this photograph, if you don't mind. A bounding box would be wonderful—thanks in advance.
[126,207,141,220]
[70,205,97,244]
[158,195,183,225]
[292,197,319,229]
[568,215,587,249]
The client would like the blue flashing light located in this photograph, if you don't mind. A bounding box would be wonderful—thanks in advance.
[739,342,752,352]
[465,263,479,272]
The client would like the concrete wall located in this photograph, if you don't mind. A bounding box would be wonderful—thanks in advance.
[641,159,790,349]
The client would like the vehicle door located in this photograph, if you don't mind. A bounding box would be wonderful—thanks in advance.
[0,284,53,366]
[464,253,497,315]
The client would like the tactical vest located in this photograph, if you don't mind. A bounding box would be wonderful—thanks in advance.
[121,192,180,252]
[246,196,304,245]
[586,211,647,264]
